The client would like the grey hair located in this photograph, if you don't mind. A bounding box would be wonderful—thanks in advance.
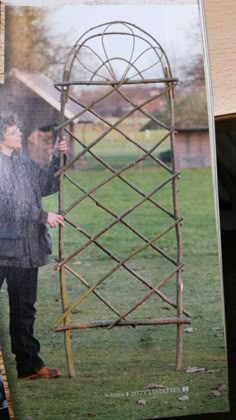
[0,113,19,142]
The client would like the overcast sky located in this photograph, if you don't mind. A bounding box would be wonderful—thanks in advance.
[6,1,198,5]
[5,1,203,81]
[43,3,203,80]
[47,3,202,63]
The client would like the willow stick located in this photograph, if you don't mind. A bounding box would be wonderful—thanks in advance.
[63,125,175,219]
[64,173,177,265]
[54,172,179,271]
[55,85,175,176]
[55,218,182,328]
[108,263,184,330]
[65,218,191,319]
[58,80,75,378]
[64,264,121,316]
[55,317,191,332]
[167,66,184,370]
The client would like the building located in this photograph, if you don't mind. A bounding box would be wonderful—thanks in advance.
[172,125,209,169]
[141,90,210,169]
[0,69,93,166]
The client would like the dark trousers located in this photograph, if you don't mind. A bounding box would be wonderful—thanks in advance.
[0,267,44,377]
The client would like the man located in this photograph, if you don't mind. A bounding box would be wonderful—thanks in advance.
[0,114,66,379]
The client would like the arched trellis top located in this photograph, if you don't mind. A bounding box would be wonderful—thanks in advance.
[54,20,178,140]
[58,21,176,85]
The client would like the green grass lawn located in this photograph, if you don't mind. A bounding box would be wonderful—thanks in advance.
[73,123,171,170]
[0,167,229,420]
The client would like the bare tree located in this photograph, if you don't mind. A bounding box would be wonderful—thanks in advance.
[177,19,205,91]
[5,6,69,76]
[180,53,205,89]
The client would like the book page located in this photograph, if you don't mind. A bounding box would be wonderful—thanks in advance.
[0,1,229,419]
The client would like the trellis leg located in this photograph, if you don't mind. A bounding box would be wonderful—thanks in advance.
[58,85,75,378]
[167,66,184,370]
[176,268,184,370]
[59,170,75,377]
[59,264,75,378]
[59,169,75,378]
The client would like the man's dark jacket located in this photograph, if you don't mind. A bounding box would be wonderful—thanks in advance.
[0,150,60,268]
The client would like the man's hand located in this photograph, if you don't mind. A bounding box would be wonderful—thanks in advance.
[47,212,65,228]
[53,136,67,156]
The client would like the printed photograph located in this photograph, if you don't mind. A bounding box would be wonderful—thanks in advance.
[0,1,229,419]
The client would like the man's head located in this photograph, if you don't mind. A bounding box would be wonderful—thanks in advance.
[0,114,22,156]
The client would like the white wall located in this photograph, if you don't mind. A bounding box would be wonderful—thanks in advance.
[204,0,236,117]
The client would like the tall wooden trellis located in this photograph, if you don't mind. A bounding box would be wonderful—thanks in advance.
[53,21,192,377]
